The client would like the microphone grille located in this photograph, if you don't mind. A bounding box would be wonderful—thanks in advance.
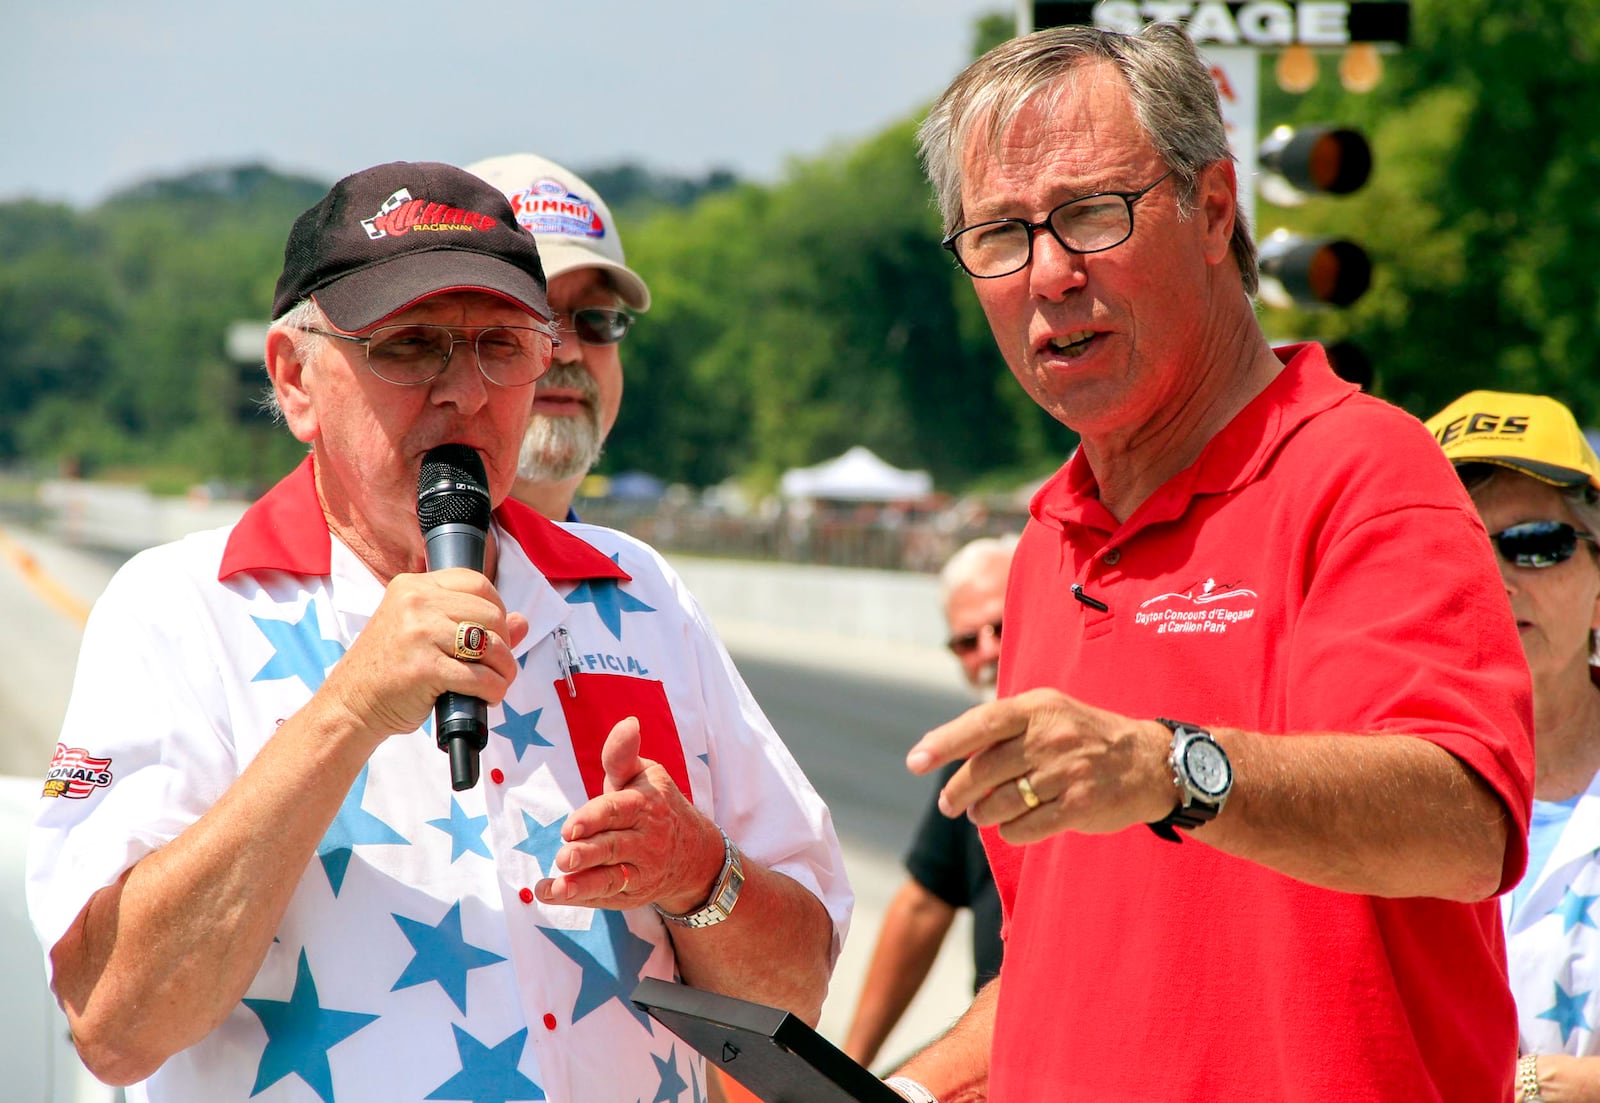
[418,444,491,532]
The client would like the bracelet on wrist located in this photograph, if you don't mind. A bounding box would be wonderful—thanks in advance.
[883,1076,940,1103]
[1518,1053,1543,1103]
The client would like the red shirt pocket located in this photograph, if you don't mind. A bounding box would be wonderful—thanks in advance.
[555,674,693,802]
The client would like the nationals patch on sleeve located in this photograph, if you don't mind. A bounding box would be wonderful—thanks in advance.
[43,742,114,798]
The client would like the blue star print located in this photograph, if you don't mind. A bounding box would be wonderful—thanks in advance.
[652,1044,688,1103]
[391,901,506,1014]
[514,810,569,878]
[494,701,552,761]
[318,765,409,895]
[426,1024,544,1103]
[1538,980,1593,1044]
[251,604,346,692]
[565,555,655,640]
[243,949,379,1103]
[539,910,656,1029]
[428,797,492,862]
[1553,888,1600,933]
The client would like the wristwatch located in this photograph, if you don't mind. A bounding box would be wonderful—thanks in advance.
[1148,718,1232,843]
[654,825,745,928]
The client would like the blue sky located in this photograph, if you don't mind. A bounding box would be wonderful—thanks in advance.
[3,0,1009,207]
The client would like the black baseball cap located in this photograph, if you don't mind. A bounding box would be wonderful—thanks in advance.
[271,161,551,330]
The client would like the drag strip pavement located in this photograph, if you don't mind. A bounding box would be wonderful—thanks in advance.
[0,525,114,778]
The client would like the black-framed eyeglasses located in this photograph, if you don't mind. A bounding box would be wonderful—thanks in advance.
[943,169,1175,279]
[947,620,1002,656]
[1489,520,1598,569]
[299,323,557,387]
[553,307,633,346]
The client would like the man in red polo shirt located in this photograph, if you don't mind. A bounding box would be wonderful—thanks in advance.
[882,23,1532,1103]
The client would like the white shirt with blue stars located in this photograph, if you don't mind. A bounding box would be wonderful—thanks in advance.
[27,485,850,1103]
[1505,769,1600,1056]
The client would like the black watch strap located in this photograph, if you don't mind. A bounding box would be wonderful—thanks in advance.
[1148,798,1221,842]
[1147,717,1226,844]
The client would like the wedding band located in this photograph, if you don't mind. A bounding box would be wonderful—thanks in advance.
[453,621,489,662]
[1015,774,1042,810]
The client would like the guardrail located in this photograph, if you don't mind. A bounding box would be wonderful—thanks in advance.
[7,480,956,649]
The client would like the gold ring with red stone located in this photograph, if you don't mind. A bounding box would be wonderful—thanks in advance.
[453,621,490,662]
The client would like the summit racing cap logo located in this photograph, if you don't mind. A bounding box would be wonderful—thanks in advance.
[1135,577,1259,636]
[361,187,500,240]
[508,178,606,239]
[43,742,114,799]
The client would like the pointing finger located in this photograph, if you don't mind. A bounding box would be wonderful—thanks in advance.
[907,697,1028,776]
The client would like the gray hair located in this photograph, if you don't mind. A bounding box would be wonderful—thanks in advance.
[916,22,1257,294]
[1459,464,1600,539]
[939,533,1020,604]
[258,298,332,423]
[1568,488,1600,543]
[1559,486,1600,663]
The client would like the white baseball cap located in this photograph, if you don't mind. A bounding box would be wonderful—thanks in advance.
[464,152,651,311]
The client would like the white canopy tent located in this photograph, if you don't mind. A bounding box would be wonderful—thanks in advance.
[779,446,933,502]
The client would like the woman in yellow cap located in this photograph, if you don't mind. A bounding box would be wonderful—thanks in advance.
[1427,391,1600,1101]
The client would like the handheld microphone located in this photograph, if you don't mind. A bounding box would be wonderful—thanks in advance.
[417,444,492,790]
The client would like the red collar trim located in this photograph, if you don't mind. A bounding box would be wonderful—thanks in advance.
[219,456,629,584]
[494,496,631,583]
[1183,341,1356,497]
[1030,342,1357,532]
[218,457,329,579]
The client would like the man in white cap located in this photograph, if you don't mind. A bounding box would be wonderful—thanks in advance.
[465,153,651,521]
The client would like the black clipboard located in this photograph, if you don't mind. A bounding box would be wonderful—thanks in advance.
[631,978,904,1103]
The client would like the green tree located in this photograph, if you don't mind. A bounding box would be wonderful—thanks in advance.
[0,223,122,466]
[612,115,1073,493]
[1258,0,1600,424]
[9,3,1600,495]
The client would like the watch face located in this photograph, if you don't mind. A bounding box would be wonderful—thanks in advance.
[722,864,745,905]
[1184,738,1232,797]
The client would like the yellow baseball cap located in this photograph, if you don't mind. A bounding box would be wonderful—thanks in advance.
[1424,390,1600,493]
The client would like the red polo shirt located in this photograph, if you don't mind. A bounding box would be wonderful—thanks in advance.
[986,345,1533,1101]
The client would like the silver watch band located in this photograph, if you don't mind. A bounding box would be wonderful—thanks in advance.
[653,825,743,928]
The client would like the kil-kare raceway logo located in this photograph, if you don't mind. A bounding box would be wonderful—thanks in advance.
[1136,577,1260,636]
[508,178,607,240]
[361,188,500,240]
[43,743,113,799]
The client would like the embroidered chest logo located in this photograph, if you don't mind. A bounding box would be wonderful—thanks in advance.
[43,743,113,798]
[1134,577,1260,636]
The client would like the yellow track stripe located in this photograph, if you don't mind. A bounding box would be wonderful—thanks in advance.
[0,526,92,628]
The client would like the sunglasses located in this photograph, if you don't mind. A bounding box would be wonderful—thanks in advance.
[1489,520,1598,569]
[947,620,1002,656]
[555,307,632,346]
